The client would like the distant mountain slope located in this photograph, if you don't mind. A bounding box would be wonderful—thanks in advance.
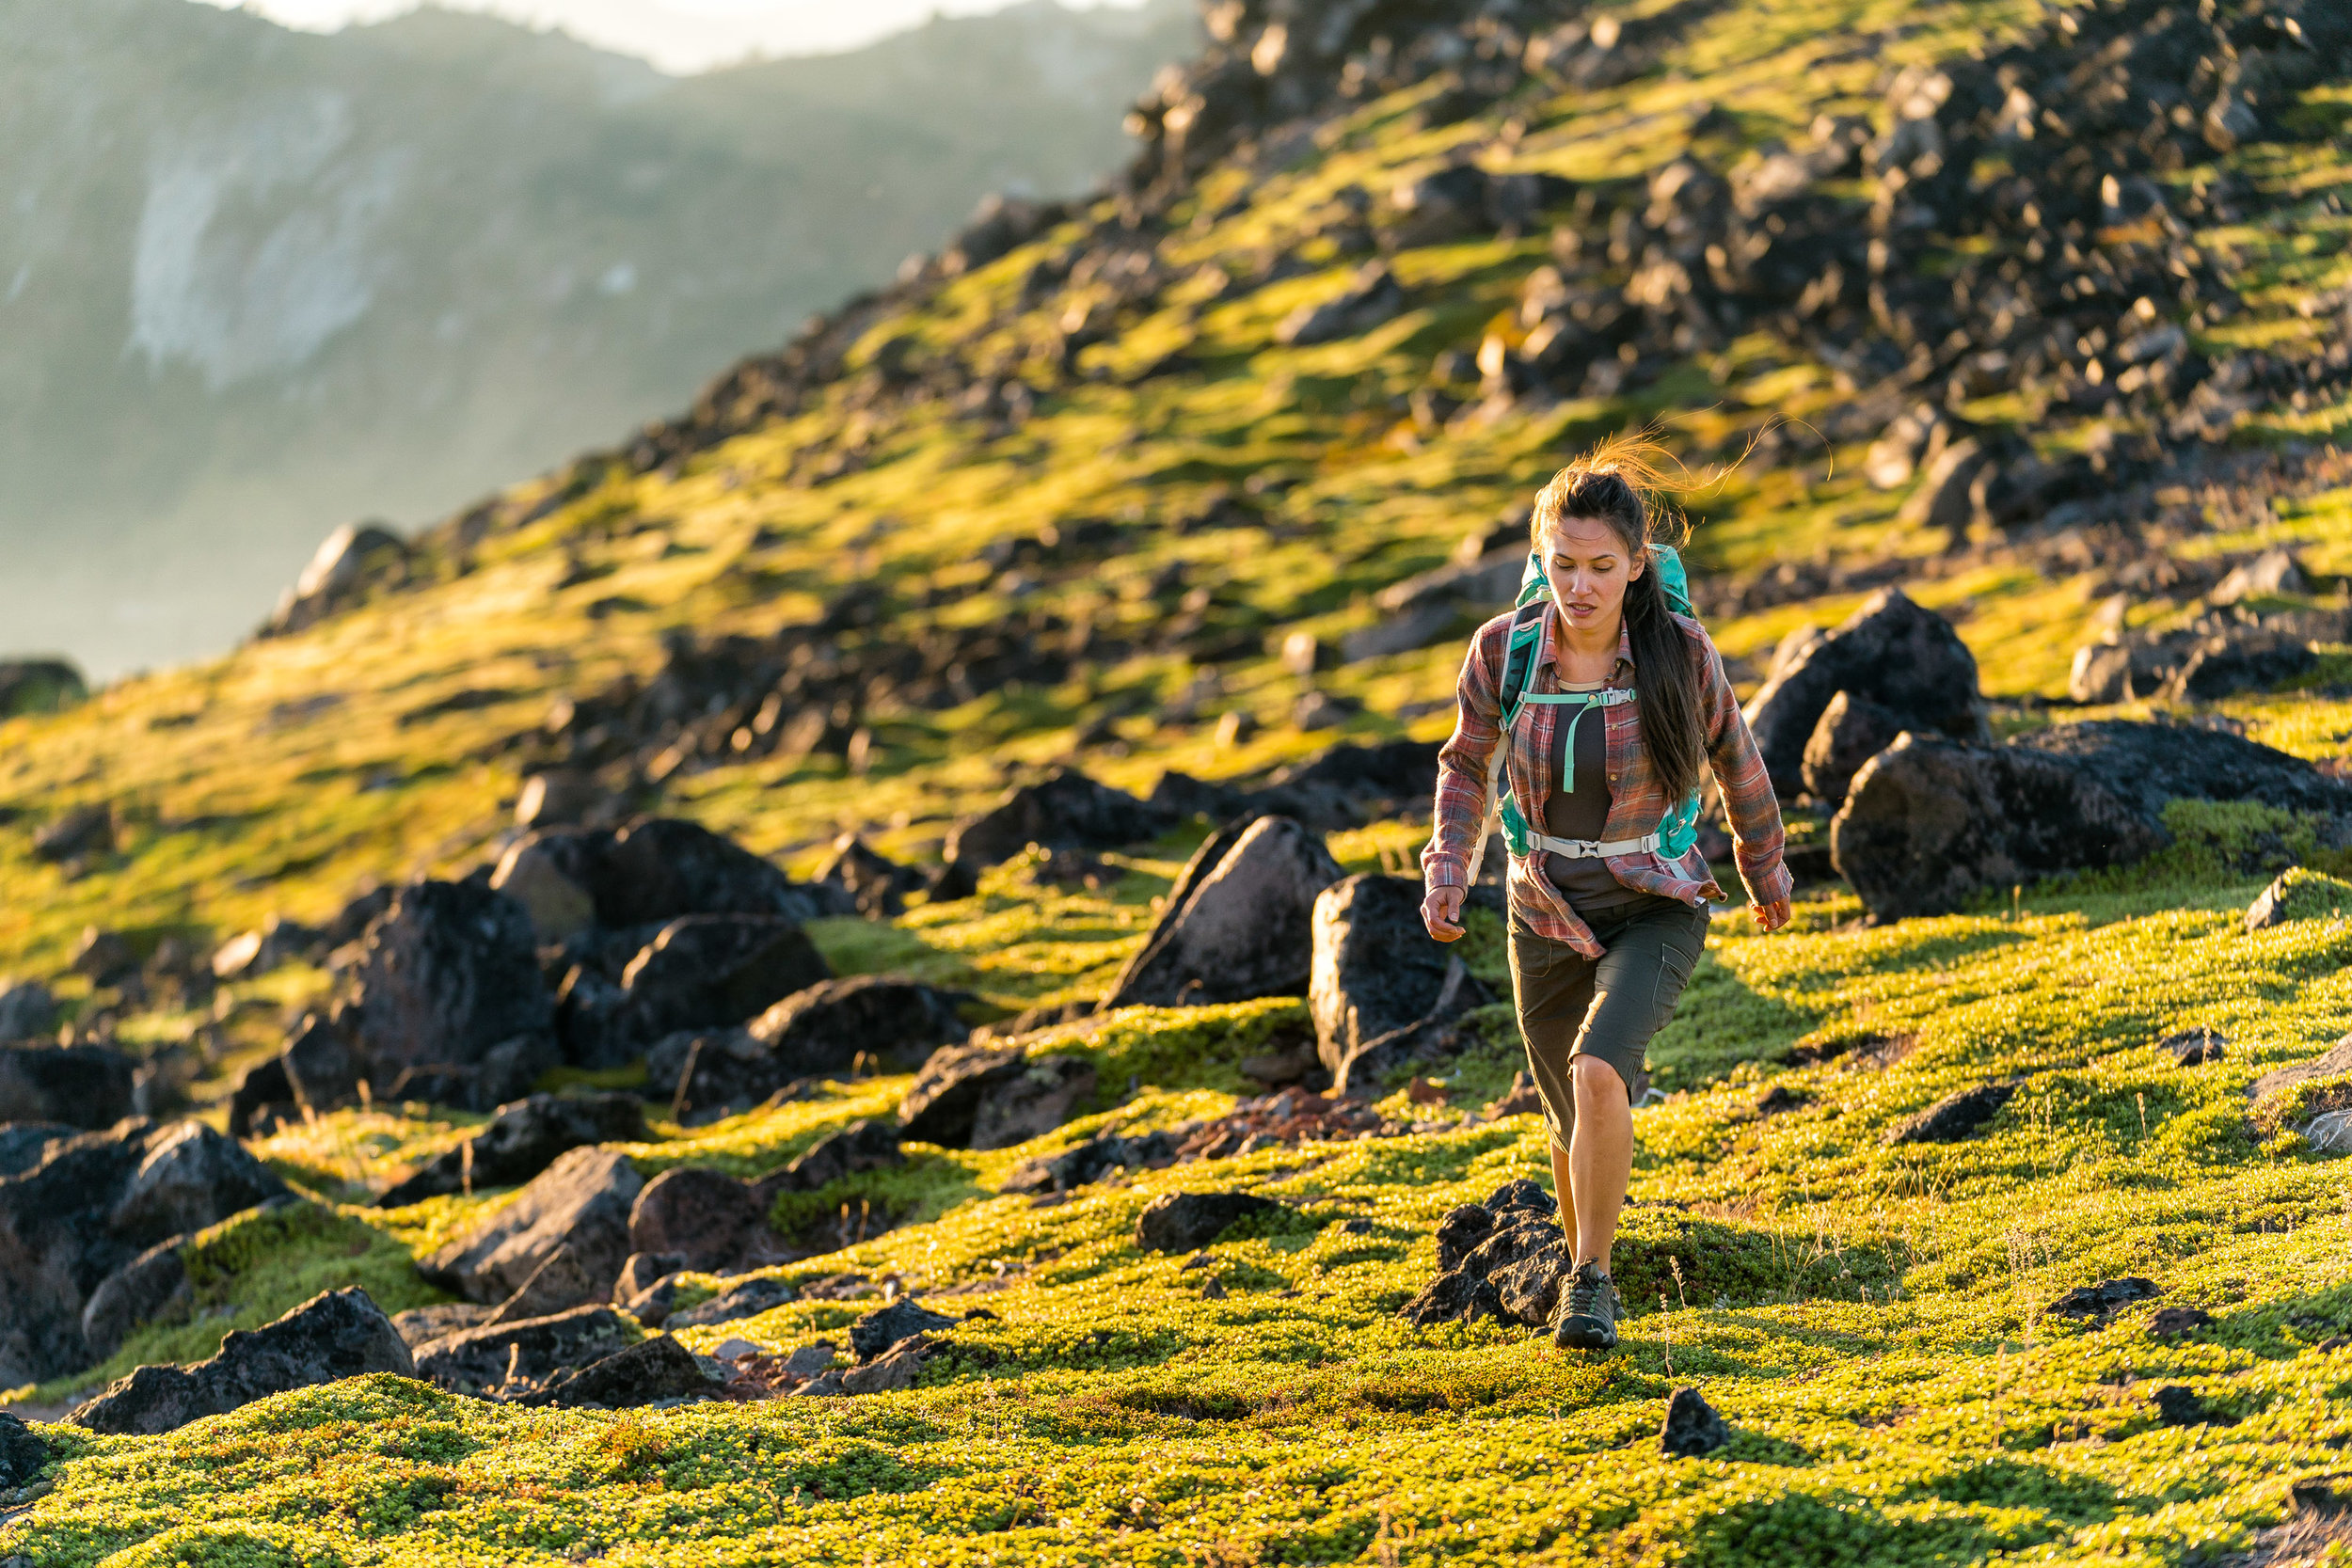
[0,0,1199,676]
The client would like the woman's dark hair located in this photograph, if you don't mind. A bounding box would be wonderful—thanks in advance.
[1531,434,1707,801]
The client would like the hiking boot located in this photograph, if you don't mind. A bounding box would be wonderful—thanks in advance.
[1550,1260,1620,1351]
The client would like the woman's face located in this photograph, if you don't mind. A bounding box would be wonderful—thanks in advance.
[1540,513,1645,633]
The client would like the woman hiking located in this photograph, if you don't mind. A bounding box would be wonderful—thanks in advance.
[1420,435,1791,1353]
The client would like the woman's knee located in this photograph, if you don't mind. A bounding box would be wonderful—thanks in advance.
[1569,1053,1629,1106]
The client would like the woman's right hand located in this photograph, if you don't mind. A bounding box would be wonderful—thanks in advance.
[1422,884,1467,942]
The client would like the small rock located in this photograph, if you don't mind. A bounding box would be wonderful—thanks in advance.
[34,806,117,865]
[1660,1387,1731,1457]
[2211,547,2310,605]
[897,1044,1025,1147]
[840,1334,940,1394]
[1135,1192,1284,1254]
[668,1276,796,1328]
[563,915,831,1069]
[763,1119,906,1192]
[2149,1306,2214,1338]
[612,1252,688,1305]
[778,1341,838,1380]
[1311,874,1488,1089]
[522,1334,714,1409]
[945,768,1170,868]
[968,1055,1098,1151]
[1883,1081,2018,1146]
[515,771,599,830]
[73,1287,414,1435]
[2047,1277,2159,1318]
[0,1412,48,1487]
[2155,1027,2228,1066]
[849,1298,960,1362]
[1398,1268,1507,1328]
[1483,1071,1545,1118]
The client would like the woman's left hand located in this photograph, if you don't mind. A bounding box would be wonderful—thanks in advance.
[1753,897,1791,933]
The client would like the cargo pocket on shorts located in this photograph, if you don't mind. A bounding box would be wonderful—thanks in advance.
[1649,911,1707,1022]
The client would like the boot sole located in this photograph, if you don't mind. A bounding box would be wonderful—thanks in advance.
[1551,1317,1618,1351]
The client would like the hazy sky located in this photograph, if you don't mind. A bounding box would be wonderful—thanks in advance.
[194,0,1153,73]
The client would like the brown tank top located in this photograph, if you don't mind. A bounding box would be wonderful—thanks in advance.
[1543,681,1642,914]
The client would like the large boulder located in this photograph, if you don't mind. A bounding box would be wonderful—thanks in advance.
[560,915,831,1069]
[335,880,557,1109]
[1104,816,1343,1007]
[2022,721,2352,822]
[1831,735,2165,921]
[2157,629,2317,702]
[1742,590,1989,798]
[1310,875,1487,1090]
[411,1304,638,1396]
[420,1147,644,1306]
[80,1237,194,1361]
[0,1045,137,1128]
[72,1287,413,1435]
[377,1092,649,1208]
[945,768,1172,867]
[0,1120,290,1387]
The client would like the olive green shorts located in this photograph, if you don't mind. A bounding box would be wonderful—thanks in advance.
[1507,895,1711,1151]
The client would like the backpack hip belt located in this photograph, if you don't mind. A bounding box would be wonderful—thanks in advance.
[1524,829,1666,861]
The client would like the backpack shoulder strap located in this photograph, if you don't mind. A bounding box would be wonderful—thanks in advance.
[1496,599,1547,728]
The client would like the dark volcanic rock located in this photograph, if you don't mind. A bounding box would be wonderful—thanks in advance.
[0,1410,46,1487]
[897,1045,1025,1147]
[0,980,58,1042]
[561,914,830,1069]
[1744,591,1989,798]
[80,1236,194,1361]
[814,835,926,918]
[2048,1276,2159,1318]
[2155,1027,2229,1067]
[1661,1386,1732,1457]
[968,1055,1097,1150]
[1310,874,1487,1090]
[411,1304,637,1395]
[0,1122,70,1179]
[389,1302,493,1349]
[1000,1128,1181,1195]
[378,1092,649,1207]
[420,1147,644,1306]
[667,1275,796,1328]
[72,1286,414,1435]
[945,768,1171,867]
[279,1015,359,1113]
[591,817,850,927]
[337,879,557,1109]
[1135,1191,1284,1254]
[2157,629,2316,703]
[2150,1306,2215,1338]
[1399,1268,1509,1329]
[485,1243,603,1324]
[768,1119,905,1192]
[0,1045,136,1129]
[1800,689,1908,805]
[1434,1204,1497,1272]
[110,1122,291,1247]
[646,976,971,1117]
[523,1334,714,1409]
[2016,721,2352,823]
[2153,1385,2231,1427]
[228,1054,295,1140]
[1884,1081,2019,1146]
[849,1298,960,1362]
[628,1166,766,1274]
[1832,735,2167,921]
[1104,816,1343,1008]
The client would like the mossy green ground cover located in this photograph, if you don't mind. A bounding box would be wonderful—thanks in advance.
[5,0,2352,1559]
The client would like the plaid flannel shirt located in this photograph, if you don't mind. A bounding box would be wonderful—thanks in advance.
[1421,605,1791,958]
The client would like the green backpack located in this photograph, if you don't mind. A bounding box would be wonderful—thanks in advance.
[1466,546,1705,880]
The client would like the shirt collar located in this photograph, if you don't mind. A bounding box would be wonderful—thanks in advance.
[1535,603,1637,674]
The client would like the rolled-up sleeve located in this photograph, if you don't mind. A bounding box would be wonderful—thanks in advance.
[1694,632,1792,907]
[1422,625,1503,890]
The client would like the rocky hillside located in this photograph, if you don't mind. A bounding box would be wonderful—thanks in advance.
[0,0,1198,676]
[2,0,2351,1561]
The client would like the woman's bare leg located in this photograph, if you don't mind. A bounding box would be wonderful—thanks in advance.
[1565,1054,1632,1272]
[1548,1140,1578,1246]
